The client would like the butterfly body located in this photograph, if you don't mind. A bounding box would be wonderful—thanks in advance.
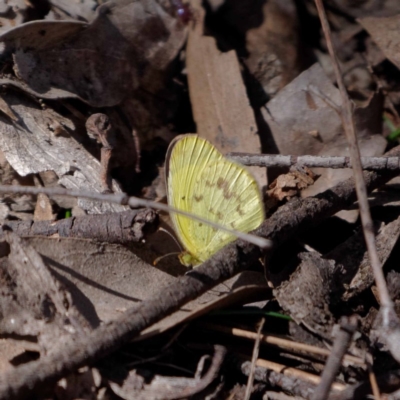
[166,135,265,267]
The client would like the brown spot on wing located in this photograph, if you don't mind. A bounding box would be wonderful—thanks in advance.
[217,177,234,199]
[236,204,245,216]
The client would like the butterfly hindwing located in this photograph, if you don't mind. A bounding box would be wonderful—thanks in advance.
[166,135,265,266]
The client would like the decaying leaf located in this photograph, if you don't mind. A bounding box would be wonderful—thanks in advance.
[359,15,400,71]
[263,62,386,221]
[2,209,158,244]
[267,166,319,202]
[48,0,98,22]
[0,91,127,213]
[186,0,266,186]
[33,193,55,221]
[0,0,187,107]
[0,232,91,359]
[23,237,268,336]
[245,0,303,98]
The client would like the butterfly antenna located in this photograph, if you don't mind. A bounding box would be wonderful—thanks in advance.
[153,252,181,266]
[158,227,183,251]
[153,227,183,266]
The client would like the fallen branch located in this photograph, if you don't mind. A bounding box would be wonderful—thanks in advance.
[229,153,400,170]
[0,209,157,244]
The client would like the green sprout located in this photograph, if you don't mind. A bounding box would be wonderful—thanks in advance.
[384,115,400,141]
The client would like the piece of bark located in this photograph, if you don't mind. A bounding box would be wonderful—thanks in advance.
[1,209,158,244]
[186,0,266,187]
[273,252,337,335]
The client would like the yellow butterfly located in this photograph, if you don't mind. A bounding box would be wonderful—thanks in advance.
[166,135,265,267]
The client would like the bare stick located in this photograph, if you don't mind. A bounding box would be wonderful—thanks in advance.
[201,323,364,367]
[238,357,345,399]
[366,353,381,400]
[314,0,396,339]
[311,316,358,400]
[228,153,400,170]
[244,318,265,400]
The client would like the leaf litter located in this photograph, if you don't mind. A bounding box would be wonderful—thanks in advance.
[0,0,399,399]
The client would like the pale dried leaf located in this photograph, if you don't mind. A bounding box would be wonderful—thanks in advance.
[33,193,55,221]
[0,233,92,355]
[25,237,268,336]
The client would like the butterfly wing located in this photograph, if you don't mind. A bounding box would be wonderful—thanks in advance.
[166,135,264,265]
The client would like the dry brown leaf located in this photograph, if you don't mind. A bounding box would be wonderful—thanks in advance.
[267,166,318,202]
[186,0,266,186]
[263,63,386,222]
[245,0,303,98]
[359,15,400,71]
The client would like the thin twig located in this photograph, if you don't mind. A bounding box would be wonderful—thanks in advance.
[201,323,365,367]
[228,153,400,170]
[314,0,397,347]
[311,316,358,400]
[366,353,381,400]
[238,357,345,399]
[244,318,265,400]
